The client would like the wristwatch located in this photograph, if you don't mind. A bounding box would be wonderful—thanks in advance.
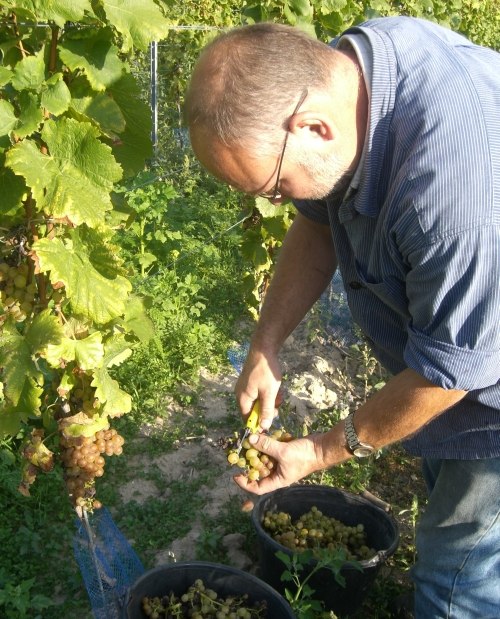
[344,412,375,457]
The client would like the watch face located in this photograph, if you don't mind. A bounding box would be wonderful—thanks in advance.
[353,445,374,457]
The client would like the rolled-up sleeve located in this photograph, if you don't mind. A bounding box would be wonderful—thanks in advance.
[404,224,500,390]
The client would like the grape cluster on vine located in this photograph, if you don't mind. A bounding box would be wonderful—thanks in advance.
[60,428,124,510]
[226,428,293,481]
[0,261,37,323]
[141,578,268,618]
[262,506,375,561]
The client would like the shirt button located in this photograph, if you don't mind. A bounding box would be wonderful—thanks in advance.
[349,280,364,290]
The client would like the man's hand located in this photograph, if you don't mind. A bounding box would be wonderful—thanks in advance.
[233,432,327,495]
[235,347,282,431]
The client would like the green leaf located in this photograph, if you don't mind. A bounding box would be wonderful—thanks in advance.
[255,196,289,218]
[41,73,71,116]
[289,0,314,15]
[101,0,173,51]
[44,331,104,370]
[6,117,122,227]
[320,0,348,11]
[102,334,132,368]
[0,99,18,148]
[0,320,43,406]
[0,163,26,219]
[108,73,152,177]
[6,0,94,28]
[120,294,154,343]
[78,225,126,279]
[32,234,132,324]
[0,378,43,438]
[14,91,43,138]
[58,32,126,92]
[0,66,13,86]
[92,366,132,416]
[69,83,126,136]
[11,47,46,91]
[25,308,64,354]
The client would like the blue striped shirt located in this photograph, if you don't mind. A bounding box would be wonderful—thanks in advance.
[296,17,500,459]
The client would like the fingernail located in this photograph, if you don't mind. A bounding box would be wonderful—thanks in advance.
[249,433,259,444]
[261,419,271,430]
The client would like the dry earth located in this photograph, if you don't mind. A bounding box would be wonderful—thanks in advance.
[118,318,359,570]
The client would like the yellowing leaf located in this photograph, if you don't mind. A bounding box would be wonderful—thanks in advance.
[59,412,109,439]
[32,235,132,324]
[6,118,122,227]
[92,367,131,417]
[44,332,104,370]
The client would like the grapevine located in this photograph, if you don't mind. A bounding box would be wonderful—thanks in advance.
[0,2,170,510]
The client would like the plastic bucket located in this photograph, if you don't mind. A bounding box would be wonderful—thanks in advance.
[251,485,400,616]
[123,561,295,618]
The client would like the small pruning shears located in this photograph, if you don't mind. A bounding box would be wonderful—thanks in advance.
[235,401,261,457]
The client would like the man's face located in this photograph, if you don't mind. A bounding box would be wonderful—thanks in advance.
[190,126,352,204]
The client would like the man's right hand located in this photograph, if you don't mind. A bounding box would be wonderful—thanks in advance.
[235,346,282,431]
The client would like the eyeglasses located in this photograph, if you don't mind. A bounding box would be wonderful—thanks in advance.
[259,88,309,201]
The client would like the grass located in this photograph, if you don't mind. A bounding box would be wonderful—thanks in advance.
[0,330,426,619]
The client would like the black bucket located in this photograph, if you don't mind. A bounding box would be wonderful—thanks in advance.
[251,485,400,616]
[123,561,295,618]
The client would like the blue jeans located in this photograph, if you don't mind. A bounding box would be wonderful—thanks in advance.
[411,457,500,619]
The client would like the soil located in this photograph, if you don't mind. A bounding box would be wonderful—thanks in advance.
[118,317,425,614]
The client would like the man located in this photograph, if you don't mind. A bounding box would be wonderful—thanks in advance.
[185,17,500,619]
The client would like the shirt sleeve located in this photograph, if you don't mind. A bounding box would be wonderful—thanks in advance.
[404,224,500,391]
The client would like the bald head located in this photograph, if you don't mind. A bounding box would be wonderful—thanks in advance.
[184,22,340,155]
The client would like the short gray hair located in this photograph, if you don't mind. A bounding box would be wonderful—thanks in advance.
[184,22,335,156]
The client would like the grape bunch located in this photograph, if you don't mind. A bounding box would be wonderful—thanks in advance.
[0,261,37,323]
[141,578,268,618]
[262,505,375,561]
[226,428,293,481]
[60,428,124,509]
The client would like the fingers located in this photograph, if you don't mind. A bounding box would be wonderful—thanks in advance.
[233,471,282,495]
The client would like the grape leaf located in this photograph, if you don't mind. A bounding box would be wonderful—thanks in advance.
[119,294,154,343]
[25,308,64,354]
[101,0,173,51]
[78,225,126,279]
[32,235,132,324]
[14,91,43,139]
[0,66,13,86]
[6,117,122,227]
[0,378,43,438]
[70,89,126,136]
[58,34,126,92]
[41,73,71,116]
[10,47,45,91]
[5,0,94,28]
[0,319,47,406]
[59,411,109,439]
[91,366,132,417]
[0,99,18,149]
[0,160,26,219]
[108,73,152,177]
[44,331,104,370]
[102,334,132,368]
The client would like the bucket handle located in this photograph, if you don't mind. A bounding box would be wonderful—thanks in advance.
[360,489,391,513]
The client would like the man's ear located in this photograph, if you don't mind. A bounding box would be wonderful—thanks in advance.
[288,110,336,143]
